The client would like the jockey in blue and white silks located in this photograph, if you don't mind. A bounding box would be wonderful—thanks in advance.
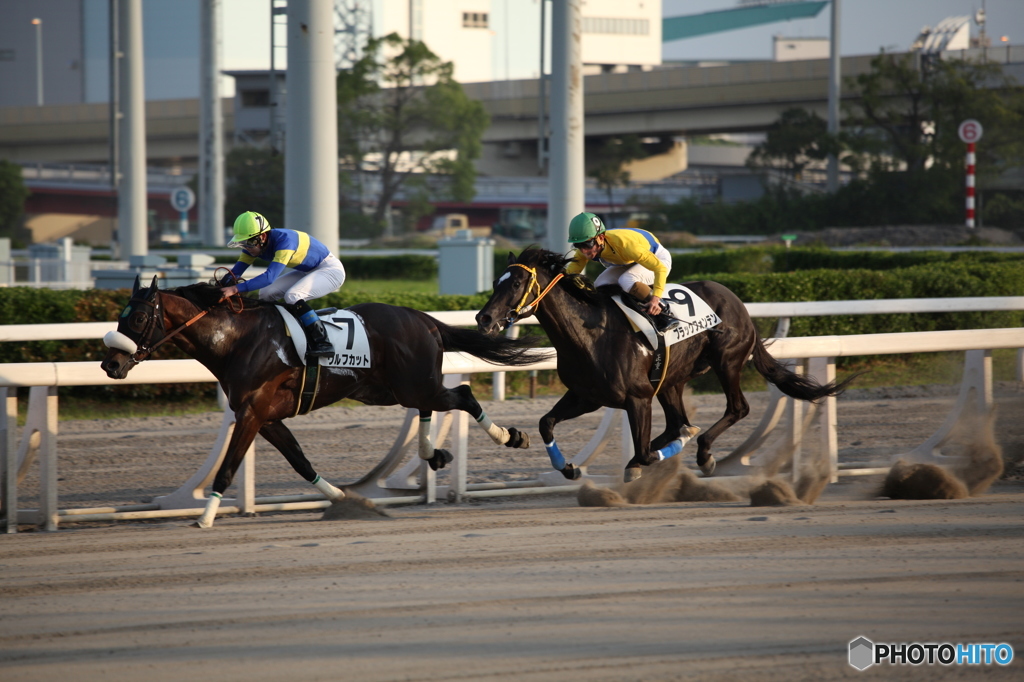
[219,211,346,357]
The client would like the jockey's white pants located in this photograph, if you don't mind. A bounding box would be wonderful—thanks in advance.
[257,254,347,304]
[593,244,673,297]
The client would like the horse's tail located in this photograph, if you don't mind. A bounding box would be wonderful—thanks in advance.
[434,321,551,367]
[749,337,856,402]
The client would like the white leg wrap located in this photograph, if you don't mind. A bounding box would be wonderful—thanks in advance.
[313,475,345,501]
[477,412,510,445]
[196,492,221,529]
[418,418,434,460]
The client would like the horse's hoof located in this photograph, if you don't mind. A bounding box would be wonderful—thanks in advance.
[699,456,716,477]
[429,448,454,471]
[560,463,582,481]
[506,427,530,449]
[624,467,642,483]
[190,520,212,529]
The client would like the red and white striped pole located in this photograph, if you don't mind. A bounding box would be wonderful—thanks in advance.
[958,119,983,230]
[966,142,976,228]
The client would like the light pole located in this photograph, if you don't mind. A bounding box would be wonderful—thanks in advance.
[31,18,43,106]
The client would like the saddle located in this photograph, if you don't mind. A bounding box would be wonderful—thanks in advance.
[276,306,374,416]
[612,283,723,351]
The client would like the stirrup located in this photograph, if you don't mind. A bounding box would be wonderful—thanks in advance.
[305,342,334,357]
[655,315,681,334]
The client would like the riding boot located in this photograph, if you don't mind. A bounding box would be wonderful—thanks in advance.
[288,300,334,357]
[626,283,680,335]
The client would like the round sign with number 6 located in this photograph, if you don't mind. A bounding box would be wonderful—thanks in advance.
[958,119,983,144]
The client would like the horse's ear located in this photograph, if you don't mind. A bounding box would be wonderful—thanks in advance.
[148,275,159,298]
[131,275,141,296]
[507,251,516,265]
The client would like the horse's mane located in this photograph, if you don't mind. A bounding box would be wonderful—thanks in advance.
[515,246,611,308]
[166,282,271,311]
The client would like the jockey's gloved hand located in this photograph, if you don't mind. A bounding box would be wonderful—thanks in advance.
[210,268,238,287]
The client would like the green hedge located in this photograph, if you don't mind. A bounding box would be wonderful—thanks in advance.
[690,262,1024,336]
[1,260,1021,402]
[669,246,1024,277]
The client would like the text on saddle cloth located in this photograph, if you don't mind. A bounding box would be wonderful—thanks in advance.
[275,306,373,368]
[613,283,723,351]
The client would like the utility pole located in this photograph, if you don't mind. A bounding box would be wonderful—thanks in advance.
[546,0,584,253]
[285,0,339,249]
[117,0,148,258]
[199,0,224,246]
[31,18,43,106]
[826,0,841,193]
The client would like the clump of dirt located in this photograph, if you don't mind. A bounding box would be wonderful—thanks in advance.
[750,479,803,506]
[949,412,1005,495]
[623,458,683,504]
[576,458,742,508]
[320,492,392,521]
[880,460,969,500]
[577,480,628,507]
[675,468,741,502]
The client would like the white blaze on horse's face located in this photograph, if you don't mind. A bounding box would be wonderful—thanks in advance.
[496,271,511,287]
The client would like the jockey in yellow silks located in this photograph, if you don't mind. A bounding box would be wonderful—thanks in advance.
[565,212,679,333]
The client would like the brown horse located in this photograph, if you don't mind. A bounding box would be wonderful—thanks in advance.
[476,247,853,482]
[100,277,544,527]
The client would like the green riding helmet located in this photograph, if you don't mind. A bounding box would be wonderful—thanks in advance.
[227,211,271,247]
[567,212,606,244]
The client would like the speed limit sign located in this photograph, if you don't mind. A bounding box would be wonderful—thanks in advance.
[958,119,983,144]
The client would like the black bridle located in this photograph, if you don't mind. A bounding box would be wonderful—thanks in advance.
[111,287,216,368]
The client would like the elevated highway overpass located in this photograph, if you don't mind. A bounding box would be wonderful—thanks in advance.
[2,46,1021,171]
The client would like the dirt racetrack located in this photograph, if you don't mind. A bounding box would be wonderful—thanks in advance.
[2,385,1024,681]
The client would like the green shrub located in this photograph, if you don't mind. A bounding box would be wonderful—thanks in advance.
[2,258,1021,401]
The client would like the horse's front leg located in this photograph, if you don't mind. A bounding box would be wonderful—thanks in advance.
[539,391,601,480]
[260,420,345,501]
[652,386,701,459]
[623,395,655,483]
[194,407,264,529]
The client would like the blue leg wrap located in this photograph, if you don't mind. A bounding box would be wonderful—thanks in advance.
[545,441,566,470]
[656,439,684,460]
[299,310,319,327]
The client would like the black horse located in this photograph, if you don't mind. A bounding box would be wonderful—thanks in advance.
[100,277,544,527]
[476,247,853,482]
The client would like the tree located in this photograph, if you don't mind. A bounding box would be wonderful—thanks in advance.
[223,147,285,229]
[747,107,839,180]
[0,160,30,243]
[587,135,645,227]
[844,53,1024,178]
[337,34,489,234]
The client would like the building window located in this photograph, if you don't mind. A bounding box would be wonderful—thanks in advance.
[582,17,650,36]
[240,89,270,108]
[462,12,488,29]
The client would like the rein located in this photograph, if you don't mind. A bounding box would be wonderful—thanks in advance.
[506,263,563,323]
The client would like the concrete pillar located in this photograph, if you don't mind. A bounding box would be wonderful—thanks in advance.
[546,0,584,254]
[200,0,225,246]
[826,0,841,193]
[285,0,339,250]
[117,0,147,257]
